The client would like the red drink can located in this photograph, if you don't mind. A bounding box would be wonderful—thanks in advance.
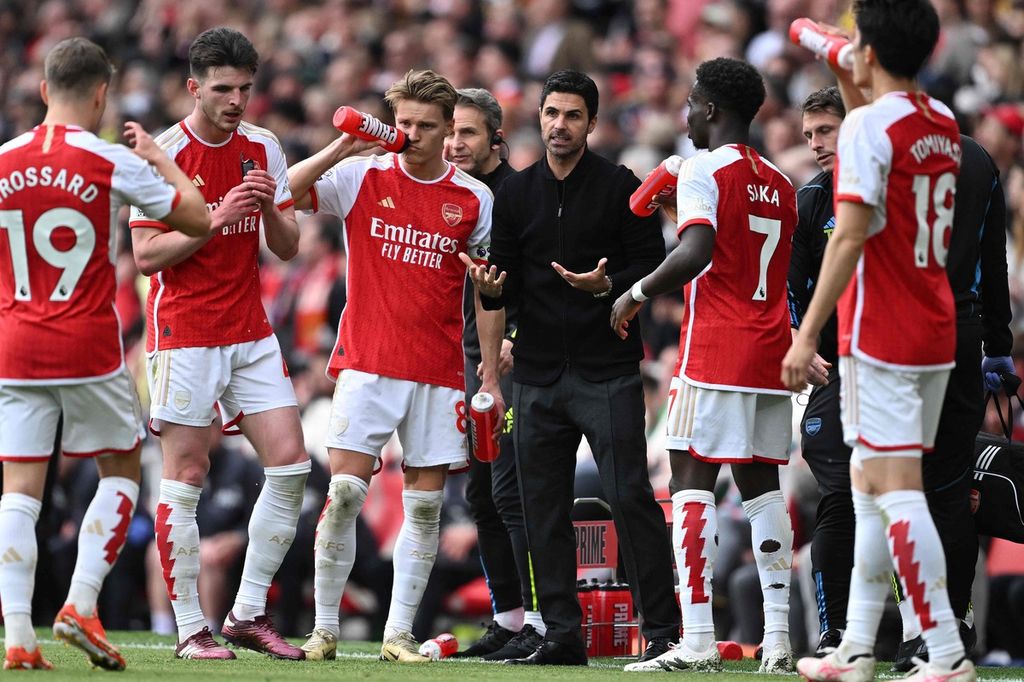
[418,633,458,660]
[332,105,410,153]
[629,156,683,216]
[470,392,500,462]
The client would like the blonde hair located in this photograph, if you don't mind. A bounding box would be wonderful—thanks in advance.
[384,69,457,120]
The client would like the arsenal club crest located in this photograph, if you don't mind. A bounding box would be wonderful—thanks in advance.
[442,203,463,227]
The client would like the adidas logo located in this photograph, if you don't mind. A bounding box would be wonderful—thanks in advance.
[1,547,23,563]
[377,196,395,208]
[766,558,791,571]
[85,520,104,535]
[192,174,205,187]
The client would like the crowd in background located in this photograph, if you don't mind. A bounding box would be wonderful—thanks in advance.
[3,0,1024,661]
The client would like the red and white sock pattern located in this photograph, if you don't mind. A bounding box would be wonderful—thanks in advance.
[878,490,964,668]
[384,489,443,638]
[838,488,891,662]
[313,474,368,636]
[155,479,205,642]
[742,490,793,650]
[231,460,311,621]
[672,489,717,651]
[67,476,139,617]
[0,493,42,651]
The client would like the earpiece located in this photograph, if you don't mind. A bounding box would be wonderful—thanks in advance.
[491,131,504,147]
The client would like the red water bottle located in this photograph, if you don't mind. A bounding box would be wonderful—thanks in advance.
[469,392,500,462]
[788,18,854,70]
[577,580,597,656]
[608,582,635,656]
[629,156,683,216]
[418,633,458,659]
[332,106,410,153]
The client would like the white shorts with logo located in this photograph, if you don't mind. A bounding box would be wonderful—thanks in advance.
[839,356,950,460]
[327,369,468,469]
[147,335,297,435]
[0,367,145,461]
[665,376,793,464]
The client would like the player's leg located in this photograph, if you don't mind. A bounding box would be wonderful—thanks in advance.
[304,369,400,659]
[801,373,854,652]
[0,386,60,670]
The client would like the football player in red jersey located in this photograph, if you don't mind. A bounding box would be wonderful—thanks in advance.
[612,57,798,674]
[129,28,310,661]
[287,70,504,663]
[783,2,975,681]
[0,37,208,671]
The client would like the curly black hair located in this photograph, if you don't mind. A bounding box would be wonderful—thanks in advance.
[692,58,765,125]
[854,0,939,79]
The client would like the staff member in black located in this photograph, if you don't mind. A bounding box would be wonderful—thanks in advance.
[786,86,851,656]
[462,70,679,666]
[445,87,542,660]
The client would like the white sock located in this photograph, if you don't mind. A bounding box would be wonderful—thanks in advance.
[232,460,311,621]
[878,490,964,668]
[742,490,793,651]
[523,610,545,635]
[384,489,443,639]
[673,489,717,651]
[0,493,42,651]
[313,474,367,637]
[898,594,922,641]
[156,479,205,642]
[495,607,524,632]
[838,488,891,662]
[67,476,139,617]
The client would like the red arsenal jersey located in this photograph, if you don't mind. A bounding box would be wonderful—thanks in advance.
[834,91,959,370]
[309,153,491,390]
[673,145,797,394]
[130,120,294,352]
[0,125,178,383]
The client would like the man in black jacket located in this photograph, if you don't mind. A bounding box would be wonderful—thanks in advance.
[463,70,679,666]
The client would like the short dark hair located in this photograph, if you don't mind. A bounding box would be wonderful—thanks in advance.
[456,88,503,136]
[540,70,599,120]
[854,0,939,79]
[692,57,765,124]
[802,86,845,119]
[44,37,114,98]
[189,27,259,80]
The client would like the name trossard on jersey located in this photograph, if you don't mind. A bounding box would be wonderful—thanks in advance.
[0,125,178,383]
[308,153,492,390]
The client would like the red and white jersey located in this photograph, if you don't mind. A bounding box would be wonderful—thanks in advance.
[309,153,491,390]
[835,91,959,370]
[0,125,179,384]
[130,120,293,352]
[673,145,797,394]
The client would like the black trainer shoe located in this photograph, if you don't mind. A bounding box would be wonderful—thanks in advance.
[892,635,926,672]
[637,637,673,663]
[815,628,844,657]
[450,621,517,658]
[481,624,544,661]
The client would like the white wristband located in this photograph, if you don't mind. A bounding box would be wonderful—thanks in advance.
[631,280,649,302]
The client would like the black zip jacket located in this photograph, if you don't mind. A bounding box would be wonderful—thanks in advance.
[481,148,665,385]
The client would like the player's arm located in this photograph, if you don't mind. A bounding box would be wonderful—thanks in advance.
[124,121,209,237]
[475,183,520,309]
[131,182,261,275]
[287,134,379,211]
[781,200,871,389]
[610,224,714,339]
[979,177,1013,357]
[475,291,506,431]
[788,190,818,328]
[245,165,299,261]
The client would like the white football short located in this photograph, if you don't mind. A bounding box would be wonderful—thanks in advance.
[839,356,950,460]
[0,367,145,460]
[146,335,297,435]
[326,369,468,469]
[665,376,793,464]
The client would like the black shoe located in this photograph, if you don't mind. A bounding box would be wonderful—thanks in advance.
[892,635,926,673]
[450,621,516,658]
[815,629,844,658]
[504,640,587,666]
[960,620,977,659]
[638,637,673,663]
[482,624,544,661]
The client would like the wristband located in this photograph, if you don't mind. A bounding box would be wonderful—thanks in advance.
[631,280,649,302]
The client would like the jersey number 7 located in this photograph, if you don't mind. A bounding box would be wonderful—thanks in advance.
[748,215,782,301]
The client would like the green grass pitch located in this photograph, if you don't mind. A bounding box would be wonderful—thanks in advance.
[10,629,1024,681]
